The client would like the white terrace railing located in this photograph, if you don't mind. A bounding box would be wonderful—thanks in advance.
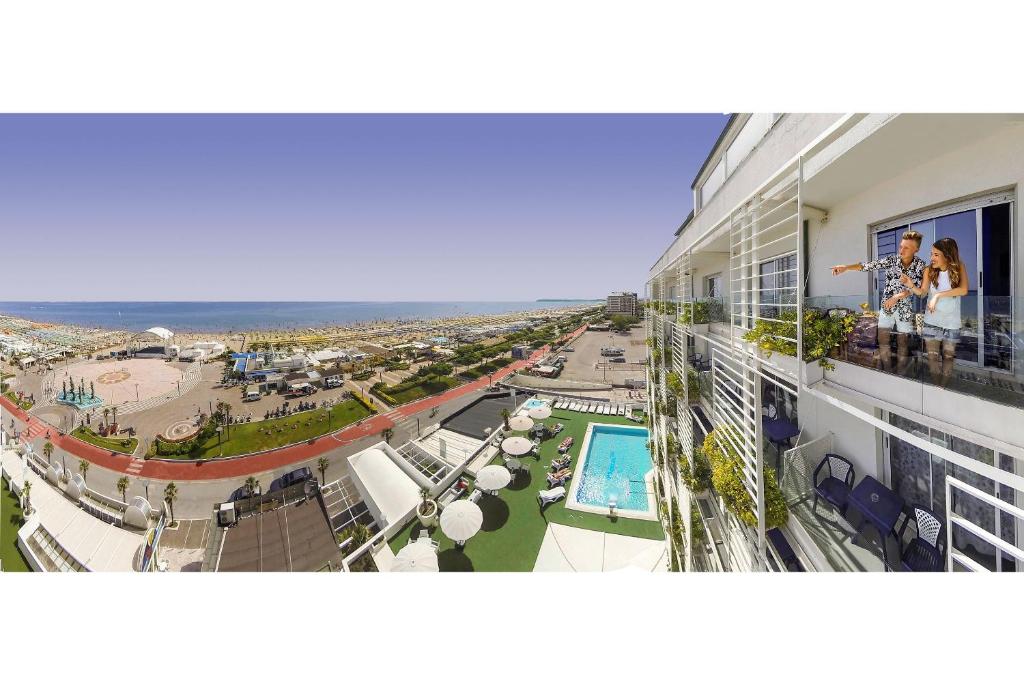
[780,432,833,506]
[945,476,1024,572]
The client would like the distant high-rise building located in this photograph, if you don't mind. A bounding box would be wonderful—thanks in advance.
[606,291,638,317]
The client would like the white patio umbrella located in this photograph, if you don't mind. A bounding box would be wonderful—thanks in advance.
[508,414,534,432]
[475,465,511,493]
[528,405,552,420]
[392,541,439,573]
[440,499,483,545]
[501,435,533,456]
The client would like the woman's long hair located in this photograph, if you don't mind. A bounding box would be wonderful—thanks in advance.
[929,237,962,289]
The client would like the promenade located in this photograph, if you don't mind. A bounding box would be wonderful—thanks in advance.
[0,326,586,483]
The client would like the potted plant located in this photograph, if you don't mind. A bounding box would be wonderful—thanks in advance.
[416,487,438,528]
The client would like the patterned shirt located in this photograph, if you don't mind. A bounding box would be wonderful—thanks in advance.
[860,254,926,322]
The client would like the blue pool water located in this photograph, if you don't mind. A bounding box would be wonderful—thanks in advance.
[575,425,652,511]
[522,398,547,410]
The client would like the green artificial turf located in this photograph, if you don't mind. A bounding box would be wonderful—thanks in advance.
[389,408,662,571]
[1,480,31,572]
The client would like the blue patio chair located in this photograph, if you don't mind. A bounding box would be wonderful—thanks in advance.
[812,453,855,517]
[897,505,946,572]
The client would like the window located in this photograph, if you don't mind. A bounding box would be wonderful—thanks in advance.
[699,158,725,208]
[871,195,1014,370]
[705,273,722,298]
[758,253,797,320]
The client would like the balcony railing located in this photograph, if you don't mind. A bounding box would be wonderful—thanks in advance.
[806,295,1024,411]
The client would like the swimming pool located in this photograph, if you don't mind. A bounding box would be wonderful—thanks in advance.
[567,424,656,520]
[522,398,548,410]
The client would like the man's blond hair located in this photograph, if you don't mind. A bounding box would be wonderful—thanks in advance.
[901,230,923,247]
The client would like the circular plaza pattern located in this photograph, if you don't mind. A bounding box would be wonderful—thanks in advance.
[96,369,132,384]
[163,419,200,441]
[63,358,187,407]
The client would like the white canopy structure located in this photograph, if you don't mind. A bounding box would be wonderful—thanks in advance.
[128,327,176,358]
[348,444,421,529]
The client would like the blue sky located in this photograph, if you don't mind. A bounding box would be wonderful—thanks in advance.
[0,114,727,301]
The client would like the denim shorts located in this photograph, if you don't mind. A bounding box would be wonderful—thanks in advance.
[877,310,914,333]
[922,325,960,342]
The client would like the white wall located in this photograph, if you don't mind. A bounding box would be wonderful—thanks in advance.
[798,390,881,483]
[807,122,1024,316]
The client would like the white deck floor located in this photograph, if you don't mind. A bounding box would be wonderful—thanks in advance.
[532,522,668,572]
[414,428,484,468]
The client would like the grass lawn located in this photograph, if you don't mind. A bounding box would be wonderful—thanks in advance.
[386,376,462,405]
[72,427,138,454]
[389,408,662,571]
[1,479,31,572]
[3,390,33,411]
[188,399,373,459]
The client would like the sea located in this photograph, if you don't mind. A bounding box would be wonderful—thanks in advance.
[0,301,599,333]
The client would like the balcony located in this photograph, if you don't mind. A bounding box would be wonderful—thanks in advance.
[806,295,1024,416]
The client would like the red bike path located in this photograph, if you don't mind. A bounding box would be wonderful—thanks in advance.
[1,326,586,482]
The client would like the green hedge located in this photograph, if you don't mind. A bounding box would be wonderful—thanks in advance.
[352,370,374,381]
[352,392,377,414]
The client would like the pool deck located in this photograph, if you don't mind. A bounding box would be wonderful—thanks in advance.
[565,422,657,521]
[532,522,667,572]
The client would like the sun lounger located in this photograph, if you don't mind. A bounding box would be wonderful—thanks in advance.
[581,403,591,412]
[551,423,564,434]
[551,456,570,471]
[558,436,574,453]
[601,405,610,415]
[571,402,581,412]
[547,470,572,487]
[618,405,626,415]
[538,486,567,508]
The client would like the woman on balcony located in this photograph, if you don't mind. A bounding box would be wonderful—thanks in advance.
[900,237,969,387]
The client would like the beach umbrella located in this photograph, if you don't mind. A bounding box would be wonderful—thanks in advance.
[528,405,552,420]
[392,541,439,573]
[475,465,511,493]
[501,436,533,456]
[508,415,534,432]
[440,500,483,545]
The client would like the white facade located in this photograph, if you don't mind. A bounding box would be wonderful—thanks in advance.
[647,114,1024,573]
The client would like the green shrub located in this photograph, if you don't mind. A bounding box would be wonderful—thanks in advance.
[352,392,377,414]
[742,309,856,371]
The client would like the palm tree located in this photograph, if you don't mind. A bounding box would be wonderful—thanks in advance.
[21,480,31,514]
[338,521,370,549]
[381,427,394,444]
[500,408,511,430]
[43,440,54,465]
[117,476,130,502]
[163,482,178,523]
[102,407,110,427]
[111,406,118,427]
[78,458,90,483]
[317,456,330,484]
[245,476,259,511]
[223,402,233,436]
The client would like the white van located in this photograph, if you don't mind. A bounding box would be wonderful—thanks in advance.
[244,389,261,402]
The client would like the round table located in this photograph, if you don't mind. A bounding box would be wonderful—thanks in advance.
[505,458,522,474]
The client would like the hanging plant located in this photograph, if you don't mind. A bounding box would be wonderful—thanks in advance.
[702,427,788,529]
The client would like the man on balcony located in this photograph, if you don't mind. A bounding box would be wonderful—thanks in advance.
[831,230,925,373]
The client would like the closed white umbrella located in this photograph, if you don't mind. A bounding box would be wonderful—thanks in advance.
[476,465,511,493]
[508,415,534,432]
[440,499,483,545]
[392,541,439,573]
[501,435,533,456]
[528,405,552,420]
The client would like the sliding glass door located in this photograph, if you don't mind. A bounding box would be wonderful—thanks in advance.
[873,200,1014,371]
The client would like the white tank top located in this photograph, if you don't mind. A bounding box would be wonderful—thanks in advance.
[924,268,961,330]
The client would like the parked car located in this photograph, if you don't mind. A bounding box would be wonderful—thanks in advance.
[324,377,343,389]
[228,483,261,502]
[564,347,575,352]
[269,466,314,493]
[244,389,261,402]
[610,356,626,363]
[286,383,317,397]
